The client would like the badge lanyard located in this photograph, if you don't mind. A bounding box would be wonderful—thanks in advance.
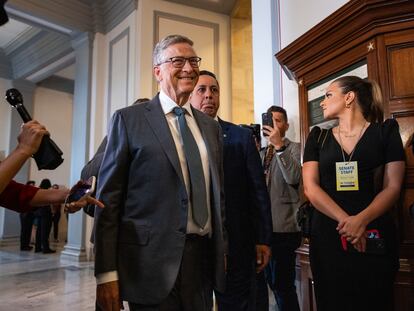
[335,121,366,191]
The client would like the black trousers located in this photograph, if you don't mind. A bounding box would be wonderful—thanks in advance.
[128,234,213,311]
[35,207,52,251]
[20,212,34,248]
[52,211,61,240]
[215,250,256,311]
[255,271,269,311]
[263,232,301,311]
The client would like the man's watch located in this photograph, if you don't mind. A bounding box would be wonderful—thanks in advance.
[274,145,286,152]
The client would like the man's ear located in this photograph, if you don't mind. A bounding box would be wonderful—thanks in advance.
[153,66,161,82]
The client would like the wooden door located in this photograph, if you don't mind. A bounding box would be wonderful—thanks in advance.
[377,28,414,311]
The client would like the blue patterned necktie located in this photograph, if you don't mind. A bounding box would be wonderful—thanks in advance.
[173,106,208,228]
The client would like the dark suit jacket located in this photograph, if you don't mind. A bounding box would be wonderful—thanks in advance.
[80,137,107,217]
[94,95,227,305]
[219,119,272,267]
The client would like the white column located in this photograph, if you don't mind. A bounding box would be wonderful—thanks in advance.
[61,32,94,262]
[251,0,282,126]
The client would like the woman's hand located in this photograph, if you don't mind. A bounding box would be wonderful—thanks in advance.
[337,214,368,245]
[349,235,367,252]
[17,120,49,156]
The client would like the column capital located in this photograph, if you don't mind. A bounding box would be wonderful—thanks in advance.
[71,32,94,51]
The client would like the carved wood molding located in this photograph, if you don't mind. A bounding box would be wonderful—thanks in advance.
[276,0,414,81]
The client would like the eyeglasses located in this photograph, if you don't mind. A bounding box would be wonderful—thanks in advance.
[157,56,202,68]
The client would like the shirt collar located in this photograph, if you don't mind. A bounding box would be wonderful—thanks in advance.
[159,90,194,118]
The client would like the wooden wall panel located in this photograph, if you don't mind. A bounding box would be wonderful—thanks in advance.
[388,46,414,99]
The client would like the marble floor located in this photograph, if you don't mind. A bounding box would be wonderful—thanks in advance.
[0,243,276,311]
[0,242,101,311]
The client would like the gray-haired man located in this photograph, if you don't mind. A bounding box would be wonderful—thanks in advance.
[94,34,227,311]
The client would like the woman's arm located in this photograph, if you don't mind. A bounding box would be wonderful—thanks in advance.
[303,161,349,222]
[30,188,68,206]
[31,186,104,212]
[337,161,405,243]
[0,121,47,194]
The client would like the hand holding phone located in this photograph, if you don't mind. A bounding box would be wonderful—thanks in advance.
[65,176,96,204]
[261,112,273,136]
[341,229,385,255]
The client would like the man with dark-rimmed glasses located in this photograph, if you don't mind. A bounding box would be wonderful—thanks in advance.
[94,34,227,311]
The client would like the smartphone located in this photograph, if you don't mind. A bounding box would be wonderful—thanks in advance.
[65,176,96,203]
[341,229,385,254]
[261,112,273,136]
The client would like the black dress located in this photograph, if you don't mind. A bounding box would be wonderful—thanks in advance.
[303,119,404,311]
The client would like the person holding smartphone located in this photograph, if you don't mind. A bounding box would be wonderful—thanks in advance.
[261,106,302,311]
[302,76,405,310]
[0,120,104,214]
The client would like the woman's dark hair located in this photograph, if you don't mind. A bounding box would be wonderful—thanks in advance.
[333,75,384,123]
[39,178,52,189]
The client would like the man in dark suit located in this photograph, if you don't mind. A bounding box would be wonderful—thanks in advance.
[191,70,272,311]
[94,35,227,311]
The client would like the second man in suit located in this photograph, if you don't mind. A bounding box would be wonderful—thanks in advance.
[191,70,272,311]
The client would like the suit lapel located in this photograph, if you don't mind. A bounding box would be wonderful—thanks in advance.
[144,95,185,185]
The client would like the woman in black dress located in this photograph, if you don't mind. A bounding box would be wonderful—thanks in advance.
[302,76,405,311]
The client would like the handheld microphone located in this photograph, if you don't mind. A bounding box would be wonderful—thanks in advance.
[5,88,64,170]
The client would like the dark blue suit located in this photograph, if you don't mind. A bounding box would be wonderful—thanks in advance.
[215,119,272,311]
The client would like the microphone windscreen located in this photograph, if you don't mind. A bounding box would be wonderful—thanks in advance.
[0,0,8,26]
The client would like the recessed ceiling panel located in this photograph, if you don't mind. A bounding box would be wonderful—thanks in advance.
[0,18,32,49]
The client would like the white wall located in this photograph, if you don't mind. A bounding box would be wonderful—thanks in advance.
[136,0,231,118]
[90,1,231,155]
[278,0,349,141]
[252,0,349,142]
[0,78,12,158]
[29,87,73,186]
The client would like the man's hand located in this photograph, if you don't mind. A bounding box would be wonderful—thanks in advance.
[64,195,104,213]
[96,281,123,311]
[262,124,284,149]
[256,244,271,273]
[17,120,49,156]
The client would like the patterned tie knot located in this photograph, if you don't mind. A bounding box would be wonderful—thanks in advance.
[173,106,186,117]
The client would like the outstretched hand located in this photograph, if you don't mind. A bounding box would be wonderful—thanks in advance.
[64,195,104,213]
